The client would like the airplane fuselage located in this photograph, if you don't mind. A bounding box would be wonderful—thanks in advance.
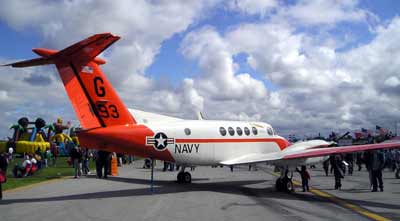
[77,118,291,166]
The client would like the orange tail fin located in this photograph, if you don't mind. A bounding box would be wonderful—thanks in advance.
[4,33,136,129]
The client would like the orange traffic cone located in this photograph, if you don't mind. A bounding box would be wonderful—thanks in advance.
[111,154,118,176]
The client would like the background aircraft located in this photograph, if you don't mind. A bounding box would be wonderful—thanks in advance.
[4,33,400,192]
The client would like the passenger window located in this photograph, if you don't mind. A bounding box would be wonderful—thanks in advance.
[267,128,273,136]
[252,127,258,135]
[236,127,243,136]
[184,128,191,136]
[219,127,227,136]
[228,127,235,136]
[244,127,250,136]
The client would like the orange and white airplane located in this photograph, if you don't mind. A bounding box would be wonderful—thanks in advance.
[4,33,400,191]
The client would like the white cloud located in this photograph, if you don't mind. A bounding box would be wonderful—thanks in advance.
[384,76,400,88]
[0,0,220,136]
[182,79,204,113]
[228,0,278,17]
[181,26,268,101]
[280,0,370,26]
[0,0,219,87]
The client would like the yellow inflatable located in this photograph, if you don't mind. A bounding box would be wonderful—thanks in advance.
[20,133,30,141]
[15,141,50,154]
[51,133,72,143]
[0,141,7,153]
[34,133,45,142]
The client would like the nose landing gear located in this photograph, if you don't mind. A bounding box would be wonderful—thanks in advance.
[177,166,192,183]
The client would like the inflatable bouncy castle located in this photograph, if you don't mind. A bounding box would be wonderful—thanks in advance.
[0,117,77,155]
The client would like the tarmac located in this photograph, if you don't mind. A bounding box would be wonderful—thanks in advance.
[0,160,399,221]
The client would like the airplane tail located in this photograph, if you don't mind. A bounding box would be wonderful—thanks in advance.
[4,33,136,129]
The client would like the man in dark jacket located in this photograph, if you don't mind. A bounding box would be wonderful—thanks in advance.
[371,150,385,192]
[70,146,82,178]
[97,151,111,179]
[330,155,344,190]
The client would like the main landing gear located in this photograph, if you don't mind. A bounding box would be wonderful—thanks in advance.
[275,166,294,193]
[177,166,192,183]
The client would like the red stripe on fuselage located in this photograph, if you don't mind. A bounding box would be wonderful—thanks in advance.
[175,138,290,150]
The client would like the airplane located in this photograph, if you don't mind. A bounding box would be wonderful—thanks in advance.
[4,33,400,192]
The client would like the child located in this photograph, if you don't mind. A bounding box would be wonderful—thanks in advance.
[297,166,310,192]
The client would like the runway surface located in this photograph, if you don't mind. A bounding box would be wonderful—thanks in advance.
[1,160,399,221]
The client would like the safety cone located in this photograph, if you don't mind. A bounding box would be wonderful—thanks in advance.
[111,154,118,176]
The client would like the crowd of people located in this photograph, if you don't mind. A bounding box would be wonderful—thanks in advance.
[319,149,400,192]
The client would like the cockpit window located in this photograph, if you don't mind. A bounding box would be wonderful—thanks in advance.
[267,128,273,135]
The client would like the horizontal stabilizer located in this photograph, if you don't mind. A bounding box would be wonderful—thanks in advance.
[2,33,116,68]
[2,57,53,68]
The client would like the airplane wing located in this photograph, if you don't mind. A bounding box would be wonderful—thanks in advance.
[282,141,400,160]
[220,140,400,165]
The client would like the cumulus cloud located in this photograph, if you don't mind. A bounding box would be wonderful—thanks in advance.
[279,0,372,26]
[179,7,400,136]
[227,0,278,17]
[182,79,204,113]
[181,26,268,101]
[384,76,400,88]
[0,0,220,136]
[0,0,219,86]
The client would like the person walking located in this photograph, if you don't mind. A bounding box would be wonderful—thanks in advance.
[364,151,374,189]
[296,166,310,192]
[330,155,344,190]
[97,150,111,179]
[70,146,82,178]
[82,148,90,175]
[371,150,385,192]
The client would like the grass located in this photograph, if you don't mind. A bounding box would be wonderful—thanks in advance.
[3,156,95,191]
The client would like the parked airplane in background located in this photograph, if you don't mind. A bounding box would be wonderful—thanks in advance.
[4,33,400,192]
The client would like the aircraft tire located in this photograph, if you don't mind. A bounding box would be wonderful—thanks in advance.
[183,172,191,183]
[282,177,294,193]
[285,180,294,193]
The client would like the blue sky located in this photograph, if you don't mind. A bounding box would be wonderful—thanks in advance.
[0,0,399,138]
[1,1,399,86]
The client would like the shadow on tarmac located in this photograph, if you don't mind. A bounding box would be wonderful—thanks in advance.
[1,174,400,213]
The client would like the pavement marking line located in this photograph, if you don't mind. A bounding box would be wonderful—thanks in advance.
[268,171,390,221]
[4,176,70,193]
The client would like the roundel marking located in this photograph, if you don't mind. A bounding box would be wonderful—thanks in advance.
[146,132,175,151]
